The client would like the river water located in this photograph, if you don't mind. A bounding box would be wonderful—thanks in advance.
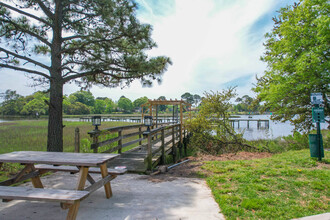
[1,115,328,140]
[233,115,328,140]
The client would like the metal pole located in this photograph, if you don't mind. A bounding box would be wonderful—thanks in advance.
[317,121,321,161]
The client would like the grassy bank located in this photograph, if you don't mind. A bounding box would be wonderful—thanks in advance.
[202,149,329,219]
[0,120,136,153]
[0,120,137,181]
[248,130,330,153]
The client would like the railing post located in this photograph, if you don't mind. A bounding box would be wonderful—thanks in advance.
[92,133,99,153]
[161,129,165,165]
[172,126,177,163]
[147,133,152,170]
[139,126,142,145]
[179,124,183,158]
[183,128,187,156]
[118,129,123,154]
[74,127,80,153]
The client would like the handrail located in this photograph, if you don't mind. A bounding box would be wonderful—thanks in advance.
[88,122,190,171]
[88,124,146,153]
[143,123,182,170]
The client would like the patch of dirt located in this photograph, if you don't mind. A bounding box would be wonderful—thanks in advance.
[314,162,330,170]
[146,152,273,182]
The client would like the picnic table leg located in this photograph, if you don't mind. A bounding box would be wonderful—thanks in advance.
[66,202,80,220]
[100,163,112,198]
[30,164,43,188]
[66,166,89,220]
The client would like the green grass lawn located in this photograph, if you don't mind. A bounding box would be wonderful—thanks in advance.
[202,149,329,220]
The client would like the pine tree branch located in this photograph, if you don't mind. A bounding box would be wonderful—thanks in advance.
[0,47,50,70]
[35,0,54,20]
[0,64,50,79]
[0,2,53,27]
[0,18,51,47]
[63,68,138,83]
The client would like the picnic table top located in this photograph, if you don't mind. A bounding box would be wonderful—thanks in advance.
[0,151,119,167]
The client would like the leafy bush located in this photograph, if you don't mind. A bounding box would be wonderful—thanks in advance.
[187,89,262,155]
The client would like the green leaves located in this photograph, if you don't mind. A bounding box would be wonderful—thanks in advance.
[188,88,244,155]
[254,0,329,132]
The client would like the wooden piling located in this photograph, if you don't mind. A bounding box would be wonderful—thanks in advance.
[74,127,80,153]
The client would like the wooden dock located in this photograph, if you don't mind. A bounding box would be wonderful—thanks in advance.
[80,116,177,124]
[229,119,270,129]
[87,124,187,173]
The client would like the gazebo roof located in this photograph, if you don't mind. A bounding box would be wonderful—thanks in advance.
[141,99,191,107]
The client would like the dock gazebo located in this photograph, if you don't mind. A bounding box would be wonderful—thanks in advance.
[141,99,191,125]
[141,99,191,140]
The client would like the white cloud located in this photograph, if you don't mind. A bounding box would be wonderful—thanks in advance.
[0,0,295,102]
[129,0,278,99]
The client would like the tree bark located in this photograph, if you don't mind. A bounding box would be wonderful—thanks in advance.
[47,0,63,152]
[47,80,63,152]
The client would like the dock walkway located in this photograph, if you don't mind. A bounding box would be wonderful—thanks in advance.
[88,123,186,173]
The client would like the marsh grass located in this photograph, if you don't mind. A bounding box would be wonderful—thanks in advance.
[203,149,330,219]
[0,120,137,176]
[0,120,136,153]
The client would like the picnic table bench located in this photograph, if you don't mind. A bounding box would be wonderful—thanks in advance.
[0,151,126,220]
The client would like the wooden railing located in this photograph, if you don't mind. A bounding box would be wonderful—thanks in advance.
[88,123,190,171]
[143,123,184,170]
[88,124,146,153]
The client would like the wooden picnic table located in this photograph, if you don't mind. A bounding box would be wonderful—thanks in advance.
[0,151,125,220]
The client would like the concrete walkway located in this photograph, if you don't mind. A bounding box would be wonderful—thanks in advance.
[0,173,225,220]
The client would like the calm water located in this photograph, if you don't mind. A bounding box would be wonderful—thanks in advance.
[234,115,328,140]
[1,115,328,140]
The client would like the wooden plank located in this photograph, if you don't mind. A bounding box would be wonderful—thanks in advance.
[0,186,89,203]
[91,136,121,149]
[151,138,161,146]
[118,130,123,154]
[66,201,80,220]
[165,140,172,147]
[101,144,121,154]
[76,167,89,190]
[34,164,126,175]
[161,129,165,165]
[121,138,144,149]
[100,163,112,198]
[152,147,162,156]
[30,164,44,189]
[122,131,141,139]
[84,174,116,194]
[0,170,42,187]
[90,124,142,134]
[86,174,96,185]
[0,151,119,167]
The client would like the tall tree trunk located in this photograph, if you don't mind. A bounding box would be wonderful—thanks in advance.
[47,80,63,152]
[47,0,63,152]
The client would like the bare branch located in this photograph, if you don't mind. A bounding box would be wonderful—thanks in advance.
[0,2,53,27]
[0,47,50,70]
[0,64,50,79]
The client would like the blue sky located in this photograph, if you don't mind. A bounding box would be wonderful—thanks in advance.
[0,0,295,101]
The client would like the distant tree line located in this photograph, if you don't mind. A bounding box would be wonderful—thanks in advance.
[0,90,207,116]
[231,95,261,113]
